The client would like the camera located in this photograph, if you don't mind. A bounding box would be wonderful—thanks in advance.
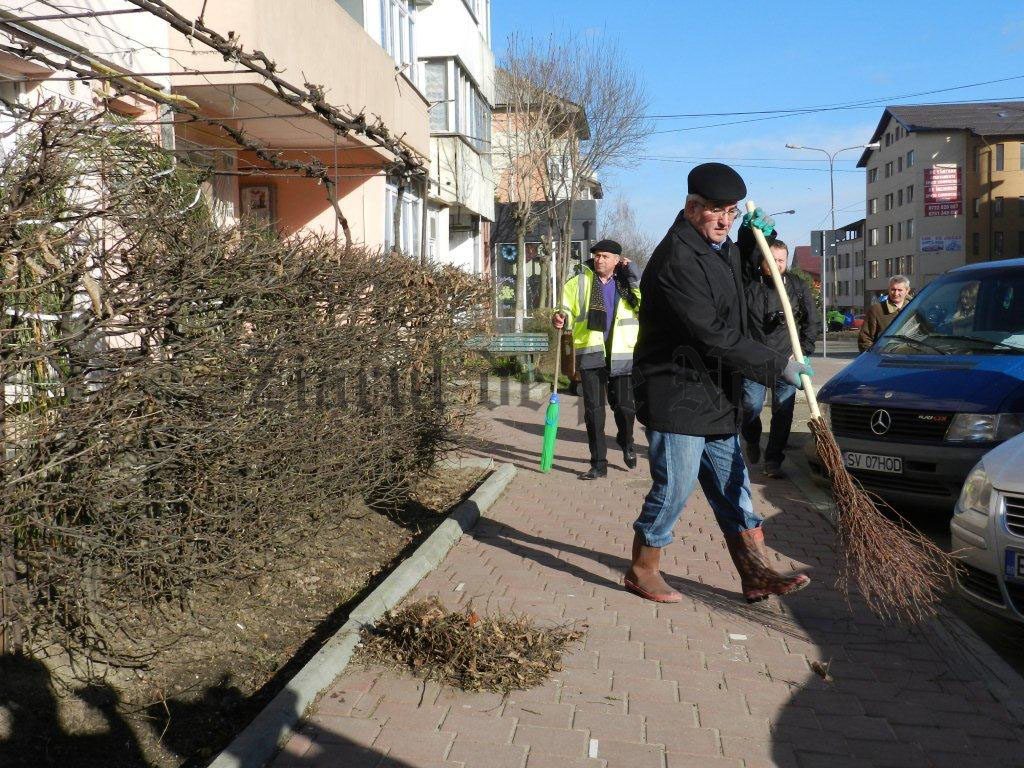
[765,310,785,330]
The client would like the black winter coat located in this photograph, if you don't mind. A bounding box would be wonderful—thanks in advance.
[744,271,819,358]
[633,212,789,436]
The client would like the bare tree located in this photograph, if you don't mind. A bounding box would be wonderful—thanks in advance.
[526,37,653,302]
[601,195,657,270]
[492,37,568,331]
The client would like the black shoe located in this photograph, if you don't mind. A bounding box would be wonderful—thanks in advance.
[580,467,607,480]
[623,446,637,469]
[763,460,785,478]
[744,440,761,466]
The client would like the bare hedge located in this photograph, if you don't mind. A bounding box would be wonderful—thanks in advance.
[0,103,489,667]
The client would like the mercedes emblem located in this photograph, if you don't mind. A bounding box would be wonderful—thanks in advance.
[870,409,892,436]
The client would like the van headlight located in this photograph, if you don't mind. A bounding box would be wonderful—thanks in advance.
[946,413,1024,443]
[956,461,992,515]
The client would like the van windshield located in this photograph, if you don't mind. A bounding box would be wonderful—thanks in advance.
[879,270,1024,355]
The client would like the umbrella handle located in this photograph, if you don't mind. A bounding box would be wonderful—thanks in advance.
[745,201,822,419]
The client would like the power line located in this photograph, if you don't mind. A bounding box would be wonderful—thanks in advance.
[639,157,862,174]
[643,73,1024,120]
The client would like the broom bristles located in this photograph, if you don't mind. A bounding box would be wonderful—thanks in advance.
[808,416,959,623]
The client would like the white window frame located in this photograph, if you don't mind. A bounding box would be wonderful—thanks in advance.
[380,0,418,87]
[384,183,422,256]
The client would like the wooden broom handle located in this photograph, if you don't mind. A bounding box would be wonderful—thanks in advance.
[745,201,821,419]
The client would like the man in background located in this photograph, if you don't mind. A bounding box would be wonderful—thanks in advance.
[858,275,910,351]
[741,239,818,478]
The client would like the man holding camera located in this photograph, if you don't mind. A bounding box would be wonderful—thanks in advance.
[741,239,819,478]
[553,239,641,480]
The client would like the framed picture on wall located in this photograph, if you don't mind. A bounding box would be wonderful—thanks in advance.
[240,185,274,223]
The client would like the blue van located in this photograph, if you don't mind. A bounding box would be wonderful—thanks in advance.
[807,258,1024,511]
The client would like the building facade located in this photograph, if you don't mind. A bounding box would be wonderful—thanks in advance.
[830,218,866,314]
[859,103,1024,307]
[416,0,496,274]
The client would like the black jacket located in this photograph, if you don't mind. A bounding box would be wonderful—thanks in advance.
[633,213,789,436]
[745,270,819,358]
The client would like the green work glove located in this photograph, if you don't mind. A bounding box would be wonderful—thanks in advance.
[741,207,775,235]
[803,356,815,377]
[782,357,814,390]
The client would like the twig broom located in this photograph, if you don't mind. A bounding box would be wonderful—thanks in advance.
[745,201,958,622]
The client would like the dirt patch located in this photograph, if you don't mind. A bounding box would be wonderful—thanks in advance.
[0,466,487,768]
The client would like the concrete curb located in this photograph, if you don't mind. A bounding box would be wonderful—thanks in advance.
[784,446,1024,726]
[207,457,518,768]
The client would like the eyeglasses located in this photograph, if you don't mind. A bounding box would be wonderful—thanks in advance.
[697,200,742,220]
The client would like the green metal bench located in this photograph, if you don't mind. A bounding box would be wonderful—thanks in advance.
[469,332,550,379]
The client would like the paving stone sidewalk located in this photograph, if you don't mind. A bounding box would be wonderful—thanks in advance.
[272,400,1024,768]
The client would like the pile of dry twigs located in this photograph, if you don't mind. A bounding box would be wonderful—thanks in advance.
[359,598,584,693]
[810,418,960,622]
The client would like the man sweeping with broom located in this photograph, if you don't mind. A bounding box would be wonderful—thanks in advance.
[626,163,814,604]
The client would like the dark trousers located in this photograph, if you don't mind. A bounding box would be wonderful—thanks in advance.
[740,377,798,464]
[580,368,635,471]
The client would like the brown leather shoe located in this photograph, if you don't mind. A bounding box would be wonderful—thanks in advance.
[724,527,810,603]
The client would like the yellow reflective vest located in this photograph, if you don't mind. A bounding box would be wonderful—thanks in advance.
[560,264,641,376]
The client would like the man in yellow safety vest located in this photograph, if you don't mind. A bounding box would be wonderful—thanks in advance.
[553,239,641,480]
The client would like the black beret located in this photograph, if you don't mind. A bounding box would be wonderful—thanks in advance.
[590,239,622,256]
[687,162,747,202]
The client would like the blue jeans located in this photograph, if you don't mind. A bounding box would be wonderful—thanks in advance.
[633,430,763,548]
[740,378,797,464]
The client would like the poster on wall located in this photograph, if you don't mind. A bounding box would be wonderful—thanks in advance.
[240,185,274,223]
[920,236,963,252]
[924,164,962,217]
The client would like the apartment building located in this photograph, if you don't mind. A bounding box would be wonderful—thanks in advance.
[829,218,866,314]
[0,2,172,144]
[1,1,433,251]
[416,0,496,273]
[858,103,1024,307]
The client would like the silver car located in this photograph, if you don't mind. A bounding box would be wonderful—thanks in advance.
[951,431,1024,623]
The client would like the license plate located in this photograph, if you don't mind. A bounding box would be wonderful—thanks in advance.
[843,451,903,474]
[1005,550,1024,582]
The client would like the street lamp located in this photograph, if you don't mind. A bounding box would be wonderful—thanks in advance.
[785,142,880,357]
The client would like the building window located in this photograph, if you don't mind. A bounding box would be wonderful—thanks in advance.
[995,231,1004,257]
[868,197,878,214]
[907,218,914,238]
[869,260,879,279]
[896,222,902,241]
[885,132,892,147]
[885,224,893,244]
[423,59,491,152]
[385,183,423,256]
[995,196,1004,217]
[380,0,417,85]
[972,232,980,256]
[885,161,893,178]
[974,197,980,218]
[897,156,903,173]
[907,184,914,203]
[906,254,914,275]
[869,228,879,246]
[868,167,878,183]
[907,149,915,168]
[897,189,903,207]
[425,61,448,132]
[996,143,1005,171]
[885,193,893,211]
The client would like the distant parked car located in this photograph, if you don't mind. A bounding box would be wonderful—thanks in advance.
[851,314,865,330]
[806,257,1024,511]
[951,431,1024,624]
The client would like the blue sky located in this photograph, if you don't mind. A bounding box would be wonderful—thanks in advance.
[492,0,1024,249]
